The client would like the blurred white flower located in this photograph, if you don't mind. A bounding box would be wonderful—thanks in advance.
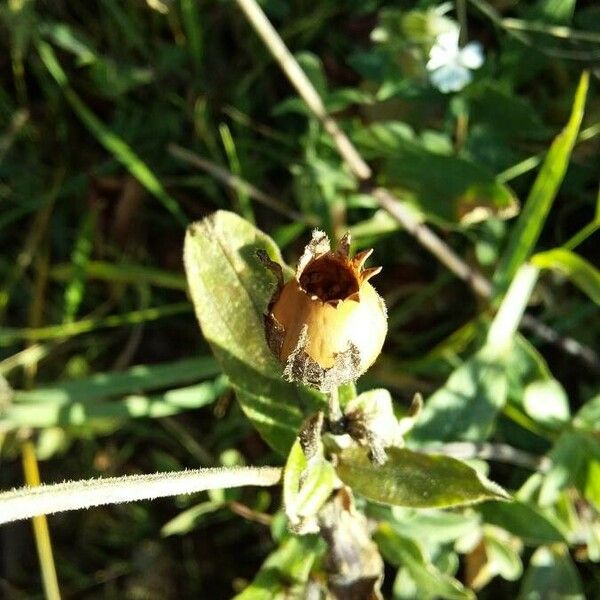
[426,27,484,93]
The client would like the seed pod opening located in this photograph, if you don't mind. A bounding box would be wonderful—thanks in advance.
[262,230,387,391]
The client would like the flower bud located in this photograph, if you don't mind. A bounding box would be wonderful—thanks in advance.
[262,230,387,391]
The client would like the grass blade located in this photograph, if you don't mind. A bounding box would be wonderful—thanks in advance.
[51,260,187,291]
[180,0,203,75]
[493,71,589,294]
[63,209,96,323]
[219,123,254,223]
[12,356,219,404]
[0,303,190,345]
[5,377,229,428]
[37,40,188,227]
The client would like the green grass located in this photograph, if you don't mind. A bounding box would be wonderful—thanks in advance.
[0,0,598,598]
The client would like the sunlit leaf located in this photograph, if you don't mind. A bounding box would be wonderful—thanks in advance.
[518,545,584,600]
[4,377,229,428]
[574,394,600,432]
[161,500,224,537]
[479,500,565,545]
[409,348,509,443]
[184,210,323,454]
[335,446,509,508]
[283,438,335,525]
[412,262,541,444]
[523,379,570,427]
[376,524,475,600]
[483,531,523,582]
[11,357,219,404]
[382,507,481,546]
[531,248,600,305]
[233,534,323,600]
[540,431,600,509]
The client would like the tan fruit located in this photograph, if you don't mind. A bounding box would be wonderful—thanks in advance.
[262,230,387,391]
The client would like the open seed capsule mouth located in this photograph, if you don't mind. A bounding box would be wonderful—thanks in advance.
[261,229,387,391]
[299,255,360,303]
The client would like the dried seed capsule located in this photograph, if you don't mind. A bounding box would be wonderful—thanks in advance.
[262,230,387,391]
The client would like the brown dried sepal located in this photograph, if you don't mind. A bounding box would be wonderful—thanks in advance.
[281,325,362,392]
[319,487,384,600]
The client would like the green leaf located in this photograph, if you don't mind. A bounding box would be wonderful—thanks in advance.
[479,501,565,545]
[87,58,154,99]
[335,446,509,509]
[180,0,203,75]
[468,83,548,141]
[411,262,541,444]
[522,379,570,427]
[494,72,589,293]
[282,440,307,522]
[540,431,600,509]
[371,506,481,546]
[532,0,576,23]
[483,531,523,582]
[573,394,600,432]
[233,534,323,600]
[11,357,219,404]
[539,432,587,507]
[531,248,600,305]
[39,20,98,66]
[518,545,584,600]
[183,211,323,454]
[161,500,224,537]
[3,377,229,428]
[584,459,600,512]
[377,134,519,225]
[283,438,335,524]
[486,264,540,355]
[410,348,509,443]
[294,458,335,519]
[376,524,475,600]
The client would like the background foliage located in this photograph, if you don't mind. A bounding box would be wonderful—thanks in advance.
[0,0,599,598]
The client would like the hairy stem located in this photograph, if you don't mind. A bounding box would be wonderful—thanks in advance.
[0,466,282,525]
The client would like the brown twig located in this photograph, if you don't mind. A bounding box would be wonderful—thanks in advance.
[235,0,371,180]
[228,500,273,526]
[372,188,493,298]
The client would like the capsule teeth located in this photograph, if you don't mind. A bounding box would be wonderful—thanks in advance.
[353,248,374,270]
[361,266,382,282]
[296,229,331,278]
[337,232,351,257]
